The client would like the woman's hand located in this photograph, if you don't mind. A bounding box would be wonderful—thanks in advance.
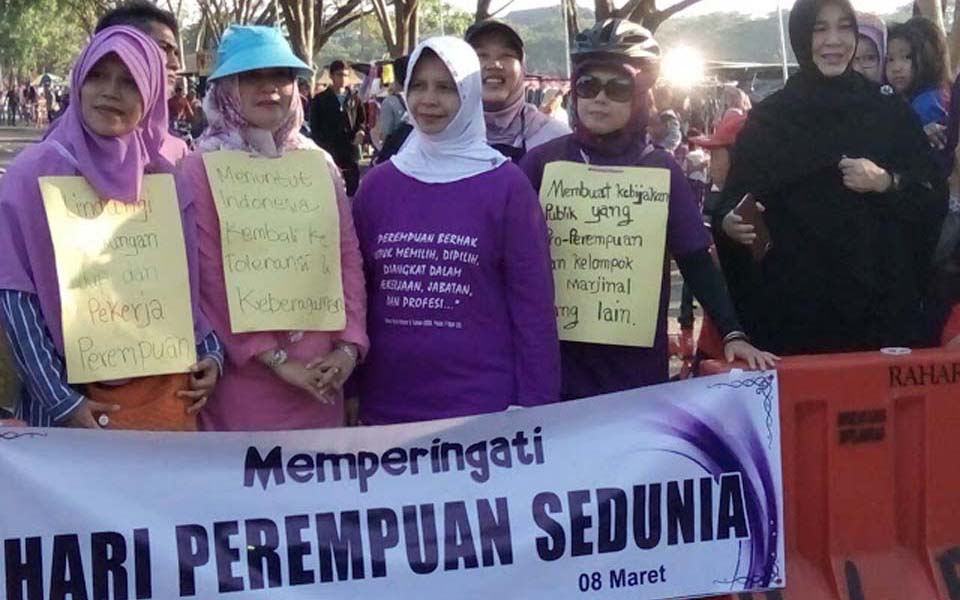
[721,202,765,246]
[839,157,892,193]
[273,360,333,404]
[925,123,948,150]
[307,345,358,396]
[177,357,220,415]
[724,339,780,370]
[63,400,119,429]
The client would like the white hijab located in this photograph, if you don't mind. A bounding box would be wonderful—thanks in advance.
[391,37,508,184]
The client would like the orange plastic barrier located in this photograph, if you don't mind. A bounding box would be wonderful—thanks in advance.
[700,348,960,600]
[0,419,24,427]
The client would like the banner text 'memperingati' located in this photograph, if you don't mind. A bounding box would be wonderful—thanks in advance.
[243,428,546,493]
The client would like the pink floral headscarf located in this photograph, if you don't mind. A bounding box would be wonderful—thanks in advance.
[196,75,314,155]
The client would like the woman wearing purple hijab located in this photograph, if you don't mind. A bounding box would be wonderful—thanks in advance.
[0,26,222,428]
[465,20,571,162]
[520,20,776,401]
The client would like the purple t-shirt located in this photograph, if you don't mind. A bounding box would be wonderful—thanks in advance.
[352,161,560,424]
[520,135,711,399]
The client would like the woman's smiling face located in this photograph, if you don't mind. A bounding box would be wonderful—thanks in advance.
[810,3,857,78]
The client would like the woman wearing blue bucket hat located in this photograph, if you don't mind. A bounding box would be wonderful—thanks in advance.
[176,25,369,431]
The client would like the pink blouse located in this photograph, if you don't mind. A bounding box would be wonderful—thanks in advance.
[177,151,368,431]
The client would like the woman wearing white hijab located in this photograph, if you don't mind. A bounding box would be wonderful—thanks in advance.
[352,37,560,424]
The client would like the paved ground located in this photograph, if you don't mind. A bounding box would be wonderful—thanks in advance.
[0,126,701,414]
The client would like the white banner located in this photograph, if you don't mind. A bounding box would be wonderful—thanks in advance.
[0,373,785,600]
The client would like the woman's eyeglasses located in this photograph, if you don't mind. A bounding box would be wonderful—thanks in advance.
[575,75,635,103]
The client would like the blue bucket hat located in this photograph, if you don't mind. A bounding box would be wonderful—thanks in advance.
[209,25,313,81]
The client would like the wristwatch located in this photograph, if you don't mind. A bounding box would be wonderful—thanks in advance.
[886,171,901,193]
[265,349,288,369]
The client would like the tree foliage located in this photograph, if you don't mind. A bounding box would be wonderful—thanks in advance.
[0,0,93,80]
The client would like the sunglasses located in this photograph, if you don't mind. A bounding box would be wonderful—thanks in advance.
[575,75,635,103]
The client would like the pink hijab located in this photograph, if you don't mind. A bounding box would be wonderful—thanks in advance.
[197,75,314,155]
[47,26,180,203]
[0,25,208,353]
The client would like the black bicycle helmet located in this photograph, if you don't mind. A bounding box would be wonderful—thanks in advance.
[572,19,661,64]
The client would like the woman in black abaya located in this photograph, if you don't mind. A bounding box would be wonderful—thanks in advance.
[713,0,947,355]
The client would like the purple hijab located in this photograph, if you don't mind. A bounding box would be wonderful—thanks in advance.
[484,80,554,146]
[0,25,206,353]
[571,58,654,159]
[48,26,178,203]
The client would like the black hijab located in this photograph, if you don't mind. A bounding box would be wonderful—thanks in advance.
[714,0,947,354]
[726,0,878,197]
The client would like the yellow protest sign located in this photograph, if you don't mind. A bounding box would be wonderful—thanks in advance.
[540,161,670,347]
[202,150,345,333]
[40,175,197,383]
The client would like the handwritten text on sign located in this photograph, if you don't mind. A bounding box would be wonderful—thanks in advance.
[540,161,669,347]
[203,151,345,333]
[40,175,197,383]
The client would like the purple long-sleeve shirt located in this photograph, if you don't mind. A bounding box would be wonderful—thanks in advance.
[520,135,711,399]
[352,161,560,424]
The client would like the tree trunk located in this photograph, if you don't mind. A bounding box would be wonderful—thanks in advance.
[279,0,314,68]
[590,0,704,34]
[476,0,492,22]
[372,0,420,57]
[594,0,613,21]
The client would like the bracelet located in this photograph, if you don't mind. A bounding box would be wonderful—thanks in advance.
[723,331,750,345]
[335,342,359,364]
[265,349,288,369]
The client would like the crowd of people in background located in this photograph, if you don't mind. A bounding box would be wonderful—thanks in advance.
[2,0,960,432]
[0,81,69,127]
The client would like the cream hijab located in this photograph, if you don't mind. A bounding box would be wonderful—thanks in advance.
[391,37,507,183]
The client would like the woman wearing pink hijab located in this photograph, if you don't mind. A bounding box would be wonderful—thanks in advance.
[178,25,367,431]
[0,26,222,429]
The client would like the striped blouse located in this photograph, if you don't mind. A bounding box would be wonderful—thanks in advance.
[0,289,223,427]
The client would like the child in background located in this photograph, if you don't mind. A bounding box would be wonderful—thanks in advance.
[887,17,949,143]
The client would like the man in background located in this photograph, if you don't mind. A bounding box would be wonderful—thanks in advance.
[96,0,183,94]
[310,60,366,195]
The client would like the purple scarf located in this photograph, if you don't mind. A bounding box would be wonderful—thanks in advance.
[197,75,313,155]
[47,26,178,203]
[484,81,554,146]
